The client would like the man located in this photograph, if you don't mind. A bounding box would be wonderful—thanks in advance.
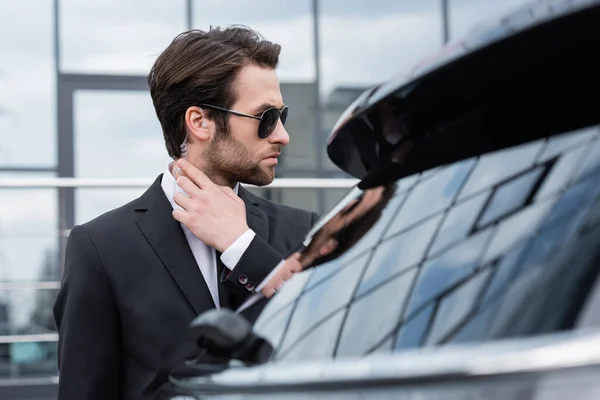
[53,26,319,400]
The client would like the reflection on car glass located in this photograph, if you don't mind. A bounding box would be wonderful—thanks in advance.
[429,192,488,255]
[425,268,492,344]
[572,136,600,184]
[276,309,345,362]
[446,293,504,344]
[317,190,407,268]
[254,269,314,328]
[441,169,600,345]
[403,228,494,320]
[480,242,531,309]
[355,214,441,297]
[538,126,599,161]
[395,302,435,350]
[253,301,296,352]
[336,268,418,357]
[387,158,475,235]
[535,144,589,201]
[458,140,543,200]
[480,199,554,265]
[475,164,547,229]
[367,335,394,355]
[264,129,600,363]
[278,252,369,355]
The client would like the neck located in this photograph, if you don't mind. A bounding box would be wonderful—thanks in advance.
[172,159,236,189]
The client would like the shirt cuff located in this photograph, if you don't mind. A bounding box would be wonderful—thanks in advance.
[220,229,256,270]
[256,259,286,292]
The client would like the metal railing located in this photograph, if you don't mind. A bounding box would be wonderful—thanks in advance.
[0,177,359,189]
[0,177,359,347]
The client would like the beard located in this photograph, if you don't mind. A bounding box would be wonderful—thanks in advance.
[204,134,278,187]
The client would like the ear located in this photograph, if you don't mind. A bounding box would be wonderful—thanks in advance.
[185,106,211,141]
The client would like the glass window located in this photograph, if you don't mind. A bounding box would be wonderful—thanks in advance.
[261,127,600,362]
[572,136,600,184]
[73,90,169,224]
[253,302,295,353]
[403,228,493,320]
[476,165,546,229]
[0,341,57,379]
[425,268,491,344]
[319,0,442,100]
[278,252,368,355]
[276,309,345,362]
[74,90,170,179]
[480,199,554,265]
[319,0,443,171]
[60,0,187,74]
[394,303,435,350]
[255,269,314,327]
[0,289,58,335]
[0,287,58,377]
[355,214,441,297]
[386,159,475,234]
[0,173,59,282]
[76,188,146,225]
[336,268,418,357]
[535,144,591,201]
[0,0,55,167]
[449,0,537,40]
[429,192,488,255]
[458,141,543,200]
[537,127,598,161]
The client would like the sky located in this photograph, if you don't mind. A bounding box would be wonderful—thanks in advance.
[0,0,534,328]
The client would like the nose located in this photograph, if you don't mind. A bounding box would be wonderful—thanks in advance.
[268,119,290,146]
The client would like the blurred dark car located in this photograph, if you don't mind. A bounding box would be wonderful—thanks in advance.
[158,0,600,398]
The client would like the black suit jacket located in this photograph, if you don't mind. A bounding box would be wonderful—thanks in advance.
[53,175,318,400]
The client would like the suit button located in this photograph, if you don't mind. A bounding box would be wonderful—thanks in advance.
[245,283,255,292]
[238,275,248,285]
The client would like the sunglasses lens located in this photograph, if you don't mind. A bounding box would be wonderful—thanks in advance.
[259,108,281,139]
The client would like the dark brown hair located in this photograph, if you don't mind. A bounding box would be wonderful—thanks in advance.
[147,25,281,159]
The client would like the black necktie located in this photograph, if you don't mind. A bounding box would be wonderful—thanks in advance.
[215,251,236,309]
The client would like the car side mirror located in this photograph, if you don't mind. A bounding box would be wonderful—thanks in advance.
[190,308,274,365]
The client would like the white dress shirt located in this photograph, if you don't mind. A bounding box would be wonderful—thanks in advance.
[160,162,256,308]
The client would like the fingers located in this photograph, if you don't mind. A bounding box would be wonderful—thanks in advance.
[176,176,203,198]
[220,186,240,202]
[172,209,189,225]
[177,158,215,190]
[173,191,194,211]
[344,186,384,224]
[320,238,338,256]
[286,252,303,273]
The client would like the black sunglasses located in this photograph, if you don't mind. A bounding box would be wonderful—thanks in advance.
[199,103,288,139]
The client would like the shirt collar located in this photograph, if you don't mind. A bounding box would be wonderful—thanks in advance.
[161,162,239,210]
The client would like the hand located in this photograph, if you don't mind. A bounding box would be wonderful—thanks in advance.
[261,253,303,298]
[172,159,249,252]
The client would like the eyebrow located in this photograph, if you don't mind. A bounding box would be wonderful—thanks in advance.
[252,103,283,115]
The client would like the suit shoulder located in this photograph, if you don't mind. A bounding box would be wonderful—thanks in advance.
[252,195,318,225]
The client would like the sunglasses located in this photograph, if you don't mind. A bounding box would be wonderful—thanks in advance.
[199,103,288,139]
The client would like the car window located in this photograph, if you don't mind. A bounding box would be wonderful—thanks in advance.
[255,125,600,362]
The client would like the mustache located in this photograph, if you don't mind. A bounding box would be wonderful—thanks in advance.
[263,146,282,156]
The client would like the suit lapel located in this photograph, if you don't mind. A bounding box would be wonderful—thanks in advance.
[135,176,215,314]
[238,185,269,243]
